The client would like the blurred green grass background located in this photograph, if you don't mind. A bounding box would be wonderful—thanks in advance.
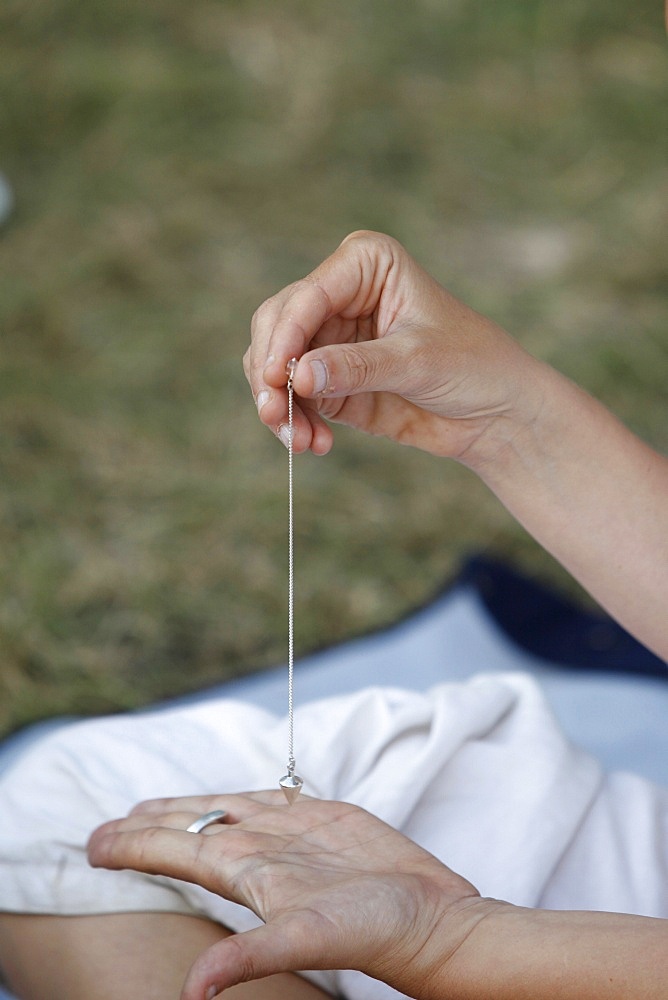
[0,0,666,734]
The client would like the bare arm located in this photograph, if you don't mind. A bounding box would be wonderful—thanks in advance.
[88,793,668,1000]
[470,361,668,660]
[390,900,668,1000]
[244,231,668,659]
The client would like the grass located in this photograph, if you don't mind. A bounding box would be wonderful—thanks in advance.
[0,0,666,734]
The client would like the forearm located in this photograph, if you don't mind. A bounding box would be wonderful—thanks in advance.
[435,902,668,1000]
[468,359,668,660]
[247,231,667,655]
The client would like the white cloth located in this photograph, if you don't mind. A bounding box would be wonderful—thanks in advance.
[0,671,667,1000]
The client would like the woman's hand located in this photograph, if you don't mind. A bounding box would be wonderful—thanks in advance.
[87,791,485,1000]
[88,791,668,1000]
[244,230,668,660]
[244,230,542,466]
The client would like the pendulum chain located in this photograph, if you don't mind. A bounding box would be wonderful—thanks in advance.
[287,359,296,772]
[279,359,304,804]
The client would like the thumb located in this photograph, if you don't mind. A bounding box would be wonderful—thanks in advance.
[295,335,418,401]
[181,922,321,1000]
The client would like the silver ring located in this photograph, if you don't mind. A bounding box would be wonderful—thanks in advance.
[186,809,227,834]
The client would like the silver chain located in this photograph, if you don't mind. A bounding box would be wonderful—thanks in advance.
[286,358,297,776]
[279,359,303,802]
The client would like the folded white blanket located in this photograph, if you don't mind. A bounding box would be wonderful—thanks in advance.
[0,672,666,1000]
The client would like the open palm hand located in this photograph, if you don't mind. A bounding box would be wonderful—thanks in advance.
[88,791,482,1000]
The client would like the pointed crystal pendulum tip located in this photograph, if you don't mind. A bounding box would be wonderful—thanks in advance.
[279,772,304,805]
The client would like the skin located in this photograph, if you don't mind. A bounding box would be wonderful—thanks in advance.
[3,229,668,1000]
[245,231,668,659]
[84,792,668,1000]
[3,6,668,992]
[0,912,330,1000]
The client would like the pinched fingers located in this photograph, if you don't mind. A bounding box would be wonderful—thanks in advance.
[246,299,334,454]
[248,234,392,402]
[246,279,332,398]
[245,232,403,454]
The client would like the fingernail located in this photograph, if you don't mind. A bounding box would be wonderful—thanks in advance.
[262,354,276,376]
[256,389,270,413]
[310,358,329,394]
[206,986,219,1000]
[278,424,292,449]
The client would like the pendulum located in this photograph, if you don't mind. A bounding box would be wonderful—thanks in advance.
[279,358,304,805]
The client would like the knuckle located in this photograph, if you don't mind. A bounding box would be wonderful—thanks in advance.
[251,298,274,326]
[134,825,162,863]
[341,229,403,256]
[228,935,258,985]
[342,229,381,246]
[286,277,331,321]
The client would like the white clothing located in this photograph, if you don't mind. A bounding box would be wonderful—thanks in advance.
[0,671,666,1000]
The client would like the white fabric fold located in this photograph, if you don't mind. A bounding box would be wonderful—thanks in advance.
[0,672,666,1000]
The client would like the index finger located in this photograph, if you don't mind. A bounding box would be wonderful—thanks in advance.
[259,279,335,388]
[251,229,398,392]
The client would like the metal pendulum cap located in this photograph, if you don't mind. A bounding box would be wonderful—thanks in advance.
[279,771,304,805]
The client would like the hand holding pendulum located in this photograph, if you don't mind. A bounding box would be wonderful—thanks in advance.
[279,358,304,805]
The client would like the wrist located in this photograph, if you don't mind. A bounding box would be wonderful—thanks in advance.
[460,355,573,484]
[367,884,503,1000]
[391,902,668,1000]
